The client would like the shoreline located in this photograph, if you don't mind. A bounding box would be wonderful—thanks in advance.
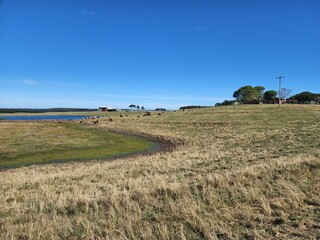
[0,121,178,171]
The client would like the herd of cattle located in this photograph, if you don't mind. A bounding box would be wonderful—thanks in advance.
[79,111,166,125]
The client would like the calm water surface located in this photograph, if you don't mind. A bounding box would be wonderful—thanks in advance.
[0,115,88,121]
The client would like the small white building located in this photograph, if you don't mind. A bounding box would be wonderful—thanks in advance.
[98,106,118,112]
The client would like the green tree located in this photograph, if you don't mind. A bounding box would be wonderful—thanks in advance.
[289,91,314,102]
[233,85,254,101]
[255,86,265,101]
[129,104,136,110]
[233,85,265,102]
[263,90,277,101]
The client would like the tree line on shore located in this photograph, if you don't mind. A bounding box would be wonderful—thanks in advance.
[216,85,320,106]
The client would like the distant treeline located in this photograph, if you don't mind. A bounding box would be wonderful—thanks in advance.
[216,85,320,106]
[0,108,98,113]
[180,106,210,110]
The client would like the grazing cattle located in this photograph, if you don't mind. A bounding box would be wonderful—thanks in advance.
[120,114,123,117]
[80,120,83,124]
[126,114,128,117]
[93,120,99,124]
[158,113,161,116]
[143,111,151,117]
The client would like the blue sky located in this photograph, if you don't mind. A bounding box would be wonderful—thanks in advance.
[1,0,319,109]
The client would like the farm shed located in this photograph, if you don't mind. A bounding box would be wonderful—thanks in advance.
[98,106,118,112]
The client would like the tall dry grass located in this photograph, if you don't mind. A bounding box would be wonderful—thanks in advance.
[0,105,319,239]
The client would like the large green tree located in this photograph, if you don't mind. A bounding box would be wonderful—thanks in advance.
[289,91,319,102]
[263,90,277,101]
[255,86,265,101]
[233,85,265,102]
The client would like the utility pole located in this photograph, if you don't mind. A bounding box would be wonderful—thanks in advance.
[276,76,284,106]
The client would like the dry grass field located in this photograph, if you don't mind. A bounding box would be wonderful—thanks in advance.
[0,105,319,239]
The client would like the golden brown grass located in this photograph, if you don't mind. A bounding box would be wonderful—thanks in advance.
[0,105,319,239]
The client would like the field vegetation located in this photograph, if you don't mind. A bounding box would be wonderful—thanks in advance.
[0,122,153,169]
[0,105,319,239]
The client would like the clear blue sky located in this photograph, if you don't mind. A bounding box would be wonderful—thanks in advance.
[1,0,319,109]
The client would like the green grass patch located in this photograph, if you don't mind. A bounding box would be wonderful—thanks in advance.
[0,122,154,169]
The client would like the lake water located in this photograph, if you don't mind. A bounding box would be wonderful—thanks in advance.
[0,115,88,121]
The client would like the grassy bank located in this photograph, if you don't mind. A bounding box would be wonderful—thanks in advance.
[0,105,319,239]
[0,122,153,169]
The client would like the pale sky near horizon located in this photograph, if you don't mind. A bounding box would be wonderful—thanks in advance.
[1,0,319,109]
